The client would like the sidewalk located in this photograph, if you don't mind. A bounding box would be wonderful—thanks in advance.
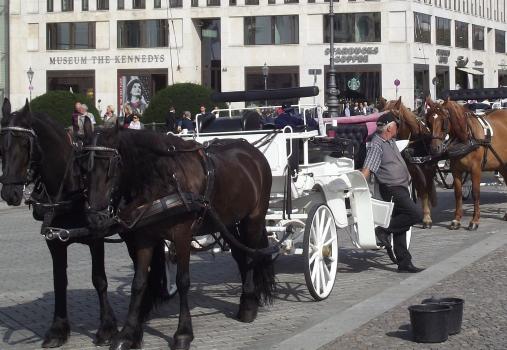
[321,243,507,350]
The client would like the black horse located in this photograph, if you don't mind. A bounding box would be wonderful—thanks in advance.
[0,99,167,348]
[82,125,275,350]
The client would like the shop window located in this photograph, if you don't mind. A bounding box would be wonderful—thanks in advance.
[472,25,484,50]
[495,30,506,53]
[244,66,299,106]
[61,0,73,11]
[47,22,96,50]
[455,21,468,48]
[414,12,431,44]
[97,0,109,10]
[324,12,381,43]
[118,20,168,48]
[435,17,450,46]
[244,15,299,45]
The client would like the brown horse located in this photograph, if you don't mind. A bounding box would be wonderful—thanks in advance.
[425,98,507,230]
[381,97,437,229]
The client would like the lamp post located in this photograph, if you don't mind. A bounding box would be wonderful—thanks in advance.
[262,62,269,106]
[27,67,34,102]
[326,0,340,118]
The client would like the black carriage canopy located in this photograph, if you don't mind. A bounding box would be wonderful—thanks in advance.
[211,86,319,102]
[441,87,507,101]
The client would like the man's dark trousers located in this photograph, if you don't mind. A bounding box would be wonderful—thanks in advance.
[378,184,422,265]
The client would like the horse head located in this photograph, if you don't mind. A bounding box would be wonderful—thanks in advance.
[383,97,427,140]
[82,123,123,231]
[0,99,35,205]
[424,97,451,156]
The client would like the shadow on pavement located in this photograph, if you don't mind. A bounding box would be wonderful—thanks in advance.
[386,323,413,341]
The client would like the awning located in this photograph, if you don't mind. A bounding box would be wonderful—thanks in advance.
[457,67,484,76]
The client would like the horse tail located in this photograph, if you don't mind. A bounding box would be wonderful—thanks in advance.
[139,240,167,321]
[253,227,276,306]
[427,164,438,207]
[408,163,427,200]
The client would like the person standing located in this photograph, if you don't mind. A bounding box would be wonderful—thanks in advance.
[81,104,96,125]
[103,105,117,128]
[71,102,82,134]
[128,114,144,130]
[165,106,177,133]
[361,112,423,273]
[195,105,208,121]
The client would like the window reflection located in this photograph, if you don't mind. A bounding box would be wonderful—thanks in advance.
[244,16,299,45]
[118,20,168,48]
[47,22,96,50]
[324,13,381,43]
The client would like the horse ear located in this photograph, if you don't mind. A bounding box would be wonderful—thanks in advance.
[394,96,402,108]
[20,99,33,124]
[425,96,435,108]
[83,117,93,142]
[2,98,11,119]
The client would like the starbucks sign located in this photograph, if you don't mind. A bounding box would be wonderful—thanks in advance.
[347,77,361,91]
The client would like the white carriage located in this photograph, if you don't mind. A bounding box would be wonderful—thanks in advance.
[178,87,394,301]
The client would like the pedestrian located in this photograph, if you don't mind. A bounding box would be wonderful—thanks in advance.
[361,112,424,273]
[76,107,94,136]
[128,113,144,130]
[165,106,176,133]
[344,103,351,117]
[195,105,208,121]
[102,105,117,128]
[71,101,82,134]
[177,111,194,133]
[81,104,96,125]
[123,104,134,128]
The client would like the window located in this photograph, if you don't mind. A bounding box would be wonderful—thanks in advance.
[246,0,259,4]
[118,0,124,9]
[285,0,299,3]
[97,0,109,10]
[191,0,198,6]
[207,0,220,5]
[496,30,506,53]
[133,0,146,9]
[245,66,300,106]
[244,15,299,45]
[229,0,237,5]
[154,0,161,7]
[414,12,431,44]
[47,0,53,12]
[82,0,89,10]
[435,17,450,46]
[170,0,183,6]
[47,22,96,50]
[118,20,168,48]
[61,0,73,11]
[455,21,468,48]
[324,12,381,43]
[472,25,484,50]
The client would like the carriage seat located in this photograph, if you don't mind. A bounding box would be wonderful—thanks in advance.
[199,111,262,133]
[325,123,368,169]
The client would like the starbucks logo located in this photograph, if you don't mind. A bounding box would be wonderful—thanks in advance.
[348,77,360,91]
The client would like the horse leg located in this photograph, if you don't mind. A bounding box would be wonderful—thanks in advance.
[235,220,275,323]
[421,192,432,229]
[88,241,118,346]
[468,167,482,230]
[110,245,153,350]
[450,169,463,230]
[498,168,507,221]
[173,234,194,350]
[42,241,71,348]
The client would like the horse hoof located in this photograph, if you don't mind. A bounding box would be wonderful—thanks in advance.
[173,335,194,350]
[503,213,507,221]
[467,223,479,231]
[94,323,118,346]
[422,222,432,229]
[237,309,258,323]
[449,221,461,230]
[109,339,132,350]
[42,320,70,348]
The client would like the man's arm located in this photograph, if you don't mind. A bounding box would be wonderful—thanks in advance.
[361,167,371,179]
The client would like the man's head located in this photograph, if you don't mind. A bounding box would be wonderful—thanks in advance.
[200,106,206,113]
[376,112,399,139]
[75,102,82,112]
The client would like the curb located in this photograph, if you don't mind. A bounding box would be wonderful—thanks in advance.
[275,231,507,350]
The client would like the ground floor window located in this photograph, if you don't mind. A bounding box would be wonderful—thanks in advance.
[324,64,381,106]
[47,70,95,100]
[414,64,429,110]
[435,65,450,99]
[473,69,484,89]
[455,68,469,90]
[117,69,167,118]
[499,70,507,87]
[244,65,299,106]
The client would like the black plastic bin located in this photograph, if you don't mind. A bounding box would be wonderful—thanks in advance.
[408,304,452,343]
[422,297,464,335]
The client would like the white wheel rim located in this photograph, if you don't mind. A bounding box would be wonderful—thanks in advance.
[307,206,338,298]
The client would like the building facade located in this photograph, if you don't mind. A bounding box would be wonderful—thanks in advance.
[0,0,7,101]
[7,0,507,113]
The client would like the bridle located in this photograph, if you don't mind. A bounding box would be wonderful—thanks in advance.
[428,108,451,141]
[0,126,39,186]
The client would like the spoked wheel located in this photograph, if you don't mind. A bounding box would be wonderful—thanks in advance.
[303,204,338,301]
[462,172,472,200]
[164,240,178,298]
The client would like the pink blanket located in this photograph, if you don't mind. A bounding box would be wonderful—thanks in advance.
[323,111,387,137]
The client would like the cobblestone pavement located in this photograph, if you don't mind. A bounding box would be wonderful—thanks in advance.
[321,245,507,350]
[0,184,506,350]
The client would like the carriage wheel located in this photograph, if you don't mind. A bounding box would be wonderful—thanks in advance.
[164,240,178,299]
[462,172,472,200]
[303,204,338,301]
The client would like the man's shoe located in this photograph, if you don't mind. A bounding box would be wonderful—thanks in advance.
[375,227,391,249]
[397,262,424,273]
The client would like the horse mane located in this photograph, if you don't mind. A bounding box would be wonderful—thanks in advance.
[442,100,469,142]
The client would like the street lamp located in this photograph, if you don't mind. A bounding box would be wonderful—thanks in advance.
[326,0,340,118]
[27,67,34,102]
[262,62,269,106]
